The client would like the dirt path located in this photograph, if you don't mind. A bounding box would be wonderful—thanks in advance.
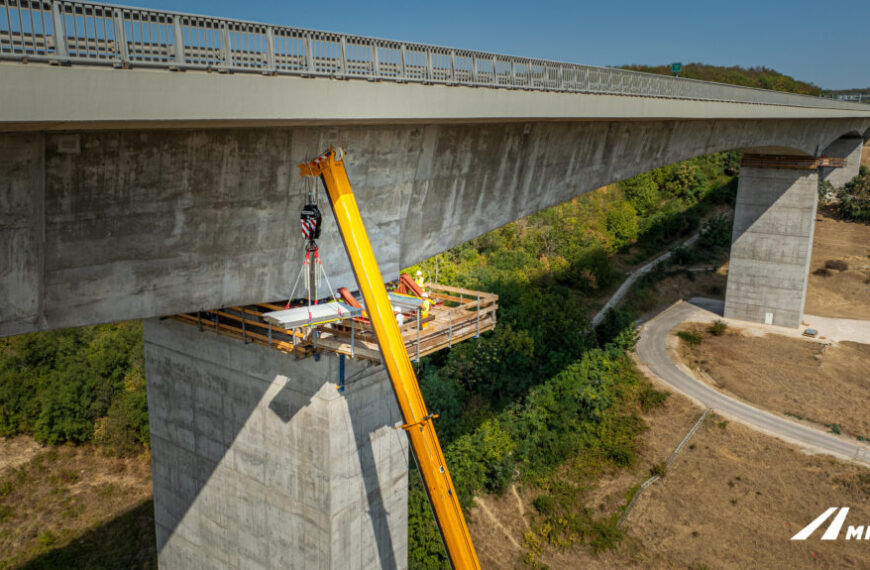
[591,231,700,326]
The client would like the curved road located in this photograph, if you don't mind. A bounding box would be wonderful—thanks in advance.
[636,301,870,467]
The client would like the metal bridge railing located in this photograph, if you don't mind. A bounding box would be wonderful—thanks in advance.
[1,0,868,111]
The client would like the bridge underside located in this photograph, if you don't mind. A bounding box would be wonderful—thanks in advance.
[2,117,868,336]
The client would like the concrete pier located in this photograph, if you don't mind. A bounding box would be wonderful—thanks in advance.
[821,135,864,187]
[724,164,819,328]
[143,318,408,569]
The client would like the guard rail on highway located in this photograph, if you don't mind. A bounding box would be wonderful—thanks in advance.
[1,0,867,111]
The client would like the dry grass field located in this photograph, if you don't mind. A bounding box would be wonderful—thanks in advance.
[805,213,870,320]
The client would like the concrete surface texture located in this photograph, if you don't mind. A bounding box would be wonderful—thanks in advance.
[820,135,864,187]
[724,166,819,328]
[144,318,408,569]
[3,64,870,131]
[3,116,870,337]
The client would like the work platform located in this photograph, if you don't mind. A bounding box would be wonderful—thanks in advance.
[171,283,498,363]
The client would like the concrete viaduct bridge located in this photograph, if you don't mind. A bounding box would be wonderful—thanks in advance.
[2,1,870,568]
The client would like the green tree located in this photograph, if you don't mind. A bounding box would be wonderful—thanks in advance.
[620,173,660,215]
[604,202,639,250]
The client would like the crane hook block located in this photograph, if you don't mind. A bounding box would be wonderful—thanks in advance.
[300,203,322,241]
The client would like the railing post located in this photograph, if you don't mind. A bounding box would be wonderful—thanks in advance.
[510,60,516,85]
[172,16,185,68]
[50,1,68,63]
[399,43,407,81]
[112,8,129,68]
[471,55,478,83]
[475,293,480,338]
[339,36,348,77]
[425,49,433,82]
[416,308,421,361]
[305,34,314,74]
[265,26,276,74]
[450,49,456,83]
[220,22,232,71]
[491,55,497,84]
[370,42,379,78]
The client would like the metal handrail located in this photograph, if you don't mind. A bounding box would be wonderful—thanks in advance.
[1,0,868,111]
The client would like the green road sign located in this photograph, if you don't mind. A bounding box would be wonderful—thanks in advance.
[671,62,682,75]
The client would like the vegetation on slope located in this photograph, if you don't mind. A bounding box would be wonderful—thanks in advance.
[0,322,149,456]
[405,155,738,567]
[622,63,822,96]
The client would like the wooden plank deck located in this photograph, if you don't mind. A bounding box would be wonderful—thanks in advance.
[170,283,498,364]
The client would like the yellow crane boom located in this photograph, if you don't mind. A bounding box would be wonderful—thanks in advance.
[298,147,480,569]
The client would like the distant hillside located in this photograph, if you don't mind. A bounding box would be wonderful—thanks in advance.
[622,63,822,96]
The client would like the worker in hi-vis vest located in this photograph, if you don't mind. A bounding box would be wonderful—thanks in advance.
[421,292,432,329]
[415,270,425,291]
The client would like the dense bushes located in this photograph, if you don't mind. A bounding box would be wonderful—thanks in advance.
[0,322,148,454]
[837,166,870,221]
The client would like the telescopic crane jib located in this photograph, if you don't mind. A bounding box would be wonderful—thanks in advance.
[298,147,481,569]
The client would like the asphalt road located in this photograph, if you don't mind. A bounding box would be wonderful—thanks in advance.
[636,301,870,467]
[591,233,699,327]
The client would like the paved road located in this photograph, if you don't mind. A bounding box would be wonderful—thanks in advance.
[591,233,699,327]
[636,301,870,467]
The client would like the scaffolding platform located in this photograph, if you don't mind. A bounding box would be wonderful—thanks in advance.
[171,283,498,363]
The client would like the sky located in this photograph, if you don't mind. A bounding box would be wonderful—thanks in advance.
[101,0,868,89]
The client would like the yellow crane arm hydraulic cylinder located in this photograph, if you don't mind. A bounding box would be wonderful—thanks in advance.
[299,147,480,570]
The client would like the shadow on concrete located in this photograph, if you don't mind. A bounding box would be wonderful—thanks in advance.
[344,385,400,570]
[687,296,725,316]
[267,367,399,569]
[149,324,400,568]
[21,499,157,569]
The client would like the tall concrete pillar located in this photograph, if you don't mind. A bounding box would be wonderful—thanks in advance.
[143,318,409,569]
[724,161,818,328]
[820,135,863,187]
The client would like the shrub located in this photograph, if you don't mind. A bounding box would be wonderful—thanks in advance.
[638,384,669,411]
[670,246,694,266]
[698,214,733,252]
[605,201,640,251]
[824,259,848,271]
[533,494,556,516]
[595,308,636,347]
[818,179,834,204]
[708,320,727,336]
[650,462,667,478]
[677,331,703,346]
[589,517,623,552]
[813,268,831,277]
